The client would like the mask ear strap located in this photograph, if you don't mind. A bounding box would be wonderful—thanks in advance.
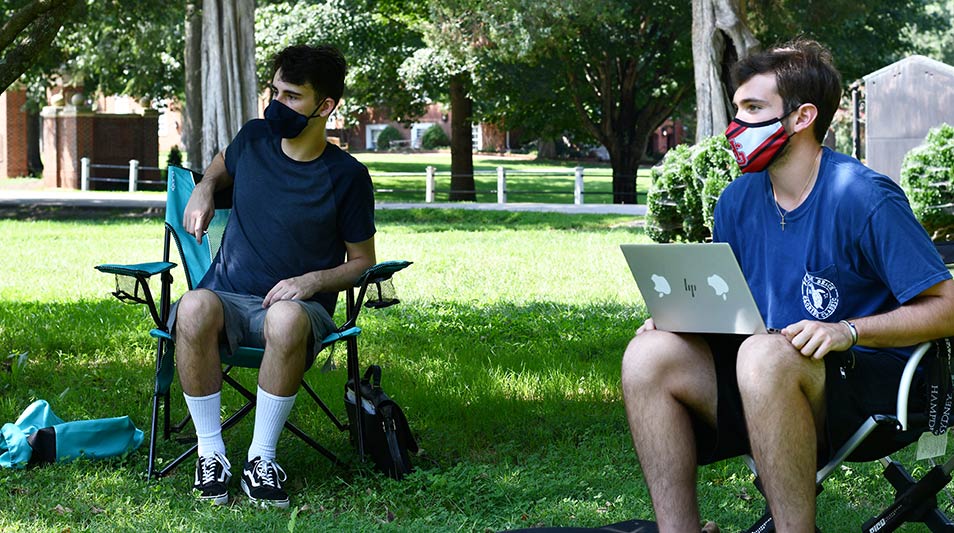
[310,97,334,118]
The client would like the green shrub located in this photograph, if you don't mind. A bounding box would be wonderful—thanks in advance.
[421,123,450,149]
[900,123,954,240]
[645,135,740,243]
[697,135,741,232]
[375,125,403,150]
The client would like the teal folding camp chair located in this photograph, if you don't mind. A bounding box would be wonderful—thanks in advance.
[96,165,410,478]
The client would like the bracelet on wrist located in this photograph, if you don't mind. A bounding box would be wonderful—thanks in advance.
[840,320,858,347]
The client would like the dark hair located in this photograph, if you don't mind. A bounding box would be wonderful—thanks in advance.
[731,38,842,143]
[271,44,347,106]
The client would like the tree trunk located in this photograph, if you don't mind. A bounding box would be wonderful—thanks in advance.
[605,123,657,204]
[199,0,257,171]
[449,73,475,202]
[0,0,78,93]
[183,1,202,171]
[692,0,759,142]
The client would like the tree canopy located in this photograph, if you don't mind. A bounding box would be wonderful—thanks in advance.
[745,0,947,83]
[2,0,184,105]
[0,0,78,95]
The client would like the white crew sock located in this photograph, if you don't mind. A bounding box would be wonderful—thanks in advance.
[247,386,297,462]
[183,391,226,458]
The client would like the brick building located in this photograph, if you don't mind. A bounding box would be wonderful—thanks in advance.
[0,88,30,178]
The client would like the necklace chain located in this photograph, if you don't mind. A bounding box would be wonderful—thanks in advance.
[771,149,821,231]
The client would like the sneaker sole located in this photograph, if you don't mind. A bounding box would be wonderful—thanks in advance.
[241,479,289,509]
[194,491,229,506]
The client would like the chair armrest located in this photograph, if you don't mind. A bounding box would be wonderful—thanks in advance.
[96,262,176,328]
[897,341,934,431]
[354,260,412,287]
[96,262,176,278]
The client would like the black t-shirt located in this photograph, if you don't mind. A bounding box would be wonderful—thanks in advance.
[198,119,376,315]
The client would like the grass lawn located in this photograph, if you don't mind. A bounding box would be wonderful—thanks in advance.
[0,207,933,532]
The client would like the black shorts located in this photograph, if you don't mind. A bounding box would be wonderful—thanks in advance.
[693,334,929,466]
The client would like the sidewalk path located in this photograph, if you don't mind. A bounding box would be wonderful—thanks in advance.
[0,189,647,215]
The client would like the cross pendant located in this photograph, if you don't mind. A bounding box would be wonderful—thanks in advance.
[780,218,786,231]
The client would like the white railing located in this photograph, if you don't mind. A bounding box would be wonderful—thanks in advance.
[375,166,623,205]
[80,157,163,192]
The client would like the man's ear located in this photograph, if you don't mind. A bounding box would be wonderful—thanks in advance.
[319,97,334,117]
[791,103,818,136]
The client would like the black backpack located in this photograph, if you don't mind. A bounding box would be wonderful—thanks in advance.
[344,365,419,479]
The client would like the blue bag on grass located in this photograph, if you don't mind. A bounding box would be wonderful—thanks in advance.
[0,400,143,469]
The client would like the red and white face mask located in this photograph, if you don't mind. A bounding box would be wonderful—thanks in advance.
[724,116,791,173]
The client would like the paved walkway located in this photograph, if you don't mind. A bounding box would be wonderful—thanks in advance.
[0,189,647,215]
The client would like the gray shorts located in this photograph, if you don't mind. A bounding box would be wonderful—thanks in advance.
[168,289,337,368]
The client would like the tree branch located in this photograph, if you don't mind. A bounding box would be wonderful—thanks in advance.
[0,0,77,93]
[0,0,69,52]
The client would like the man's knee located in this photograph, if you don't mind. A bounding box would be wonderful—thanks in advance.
[176,289,223,338]
[264,301,311,349]
[737,334,822,394]
[622,331,700,392]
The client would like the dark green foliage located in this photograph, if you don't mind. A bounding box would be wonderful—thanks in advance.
[901,123,954,240]
[375,125,404,150]
[698,136,742,232]
[420,124,450,150]
[645,137,740,243]
[166,146,182,168]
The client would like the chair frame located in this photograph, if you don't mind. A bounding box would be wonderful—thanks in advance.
[98,166,408,479]
[741,340,954,532]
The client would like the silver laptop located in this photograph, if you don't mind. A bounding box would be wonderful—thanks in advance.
[620,243,767,334]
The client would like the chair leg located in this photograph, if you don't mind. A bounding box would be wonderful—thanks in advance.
[301,380,348,432]
[156,398,257,478]
[346,333,365,460]
[862,459,954,532]
[742,507,775,533]
[284,420,342,466]
[148,389,162,479]
[150,366,350,477]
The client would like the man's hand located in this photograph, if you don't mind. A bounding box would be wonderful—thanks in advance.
[183,184,214,245]
[636,318,657,336]
[781,320,854,359]
[263,274,319,308]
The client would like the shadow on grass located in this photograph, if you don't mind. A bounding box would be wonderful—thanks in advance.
[0,205,163,222]
[0,297,900,531]
[0,297,644,467]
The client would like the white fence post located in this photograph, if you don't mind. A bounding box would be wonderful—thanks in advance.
[574,166,585,205]
[80,157,90,191]
[497,166,506,204]
[128,159,139,192]
[425,166,435,203]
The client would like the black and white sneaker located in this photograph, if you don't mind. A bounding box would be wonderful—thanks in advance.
[240,456,289,509]
[193,452,231,505]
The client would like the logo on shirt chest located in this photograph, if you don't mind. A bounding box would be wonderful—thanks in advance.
[801,273,839,320]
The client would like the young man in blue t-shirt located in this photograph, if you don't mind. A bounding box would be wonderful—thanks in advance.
[622,39,954,532]
[172,44,376,508]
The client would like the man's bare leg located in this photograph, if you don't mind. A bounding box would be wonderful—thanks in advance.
[175,289,225,396]
[737,334,825,533]
[621,330,718,533]
[258,301,311,396]
[244,300,311,466]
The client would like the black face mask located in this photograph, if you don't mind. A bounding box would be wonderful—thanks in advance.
[263,99,322,139]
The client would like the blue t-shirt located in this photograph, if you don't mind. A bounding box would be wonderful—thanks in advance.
[713,148,950,358]
[198,119,376,316]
